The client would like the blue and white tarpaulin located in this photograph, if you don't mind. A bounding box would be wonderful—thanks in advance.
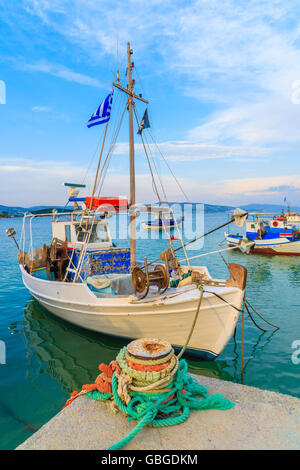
[87,91,113,128]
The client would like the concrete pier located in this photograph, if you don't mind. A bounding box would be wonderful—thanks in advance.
[17,375,300,450]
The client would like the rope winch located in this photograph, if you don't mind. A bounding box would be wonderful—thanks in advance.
[132,250,174,299]
[46,238,69,281]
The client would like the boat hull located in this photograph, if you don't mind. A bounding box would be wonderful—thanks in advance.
[226,234,300,255]
[20,265,244,361]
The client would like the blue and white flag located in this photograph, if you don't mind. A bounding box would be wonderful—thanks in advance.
[87,91,113,128]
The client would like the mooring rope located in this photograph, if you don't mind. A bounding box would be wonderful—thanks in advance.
[63,338,234,450]
[207,290,280,331]
[177,286,204,360]
[245,299,280,330]
[241,295,246,384]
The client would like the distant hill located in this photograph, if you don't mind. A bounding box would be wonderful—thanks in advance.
[160,202,234,212]
[1,202,299,217]
[0,205,65,217]
[204,203,234,213]
[240,203,300,213]
[1,202,235,216]
[0,205,27,216]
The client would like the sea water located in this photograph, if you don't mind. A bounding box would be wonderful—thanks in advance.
[0,211,299,449]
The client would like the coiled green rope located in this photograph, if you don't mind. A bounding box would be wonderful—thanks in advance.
[86,359,234,450]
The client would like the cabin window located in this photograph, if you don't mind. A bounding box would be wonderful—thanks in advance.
[251,224,255,229]
[74,223,109,243]
[65,225,71,242]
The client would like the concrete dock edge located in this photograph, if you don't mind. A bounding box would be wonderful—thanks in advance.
[17,375,300,450]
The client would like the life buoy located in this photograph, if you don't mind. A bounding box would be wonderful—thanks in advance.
[272,220,278,227]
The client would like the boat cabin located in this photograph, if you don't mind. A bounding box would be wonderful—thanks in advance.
[18,209,131,283]
[245,215,296,240]
[49,213,130,281]
[51,217,113,251]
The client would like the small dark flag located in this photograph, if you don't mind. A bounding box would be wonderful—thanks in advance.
[137,108,150,134]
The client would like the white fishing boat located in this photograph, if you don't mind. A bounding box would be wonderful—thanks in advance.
[225,212,300,256]
[141,213,183,231]
[8,43,248,360]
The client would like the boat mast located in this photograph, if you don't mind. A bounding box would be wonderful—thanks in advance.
[112,42,149,270]
[127,42,136,269]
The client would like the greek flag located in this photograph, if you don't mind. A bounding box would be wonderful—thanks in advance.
[87,91,113,128]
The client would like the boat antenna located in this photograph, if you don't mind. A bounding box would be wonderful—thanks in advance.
[127,42,136,269]
[116,29,120,85]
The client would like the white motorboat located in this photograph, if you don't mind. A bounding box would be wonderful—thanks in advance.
[226,212,300,256]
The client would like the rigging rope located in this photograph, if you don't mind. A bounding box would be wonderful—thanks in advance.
[143,130,168,201]
[133,106,161,202]
[147,130,189,201]
[134,64,188,201]
[134,106,168,201]
[96,94,127,196]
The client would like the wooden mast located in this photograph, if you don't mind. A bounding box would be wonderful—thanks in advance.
[127,42,136,269]
[112,43,148,270]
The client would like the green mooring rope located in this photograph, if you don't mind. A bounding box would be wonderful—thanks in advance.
[86,359,234,450]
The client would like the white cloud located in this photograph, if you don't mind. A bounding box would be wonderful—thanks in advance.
[0,158,197,206]
[20,0,300,149]
[188,98,300,146]
[32,105,52,112]
[114,140,273,161]
[3,1,300,206]
[169,2,300,147]
[2,157,299,207]
[0,159,91,206]
[220,174,300,203]
[21,62,104,88]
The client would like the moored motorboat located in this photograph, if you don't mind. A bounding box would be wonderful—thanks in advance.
[142,214,184,231]
[226,212,300,255]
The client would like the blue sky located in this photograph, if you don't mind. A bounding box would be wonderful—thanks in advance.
[1,0,300,207]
